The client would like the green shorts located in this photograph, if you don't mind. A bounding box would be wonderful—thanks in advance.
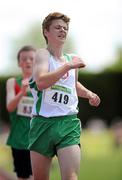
[28,115,81,157]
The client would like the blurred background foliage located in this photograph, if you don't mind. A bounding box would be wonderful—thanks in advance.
[1,70,122,127]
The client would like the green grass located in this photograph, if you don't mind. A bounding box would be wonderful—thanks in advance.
[50,156,122,180]
[50,129,122,180]
[0,129,122,180]
[79,157,122,180]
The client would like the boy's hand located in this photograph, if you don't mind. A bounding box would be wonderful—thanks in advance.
[21,79,29,95]
[70,56,86,69]
[89,92,101,107]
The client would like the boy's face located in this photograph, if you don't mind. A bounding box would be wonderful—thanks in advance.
[44,19,68,44]
[18,50,35,74]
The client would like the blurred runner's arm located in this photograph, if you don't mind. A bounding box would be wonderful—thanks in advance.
[6,78,28,112]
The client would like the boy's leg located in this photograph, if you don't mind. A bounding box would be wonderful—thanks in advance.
[57,145,81,180]
[30,151,52,180]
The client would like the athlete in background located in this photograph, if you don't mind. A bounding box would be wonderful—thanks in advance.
[6,45,36,180]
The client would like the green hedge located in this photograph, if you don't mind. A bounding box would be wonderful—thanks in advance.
[78,72,122,127]
[0,77,9,123]
[0,72,122,127]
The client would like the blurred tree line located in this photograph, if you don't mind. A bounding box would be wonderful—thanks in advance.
[0,23,122,127]
[0,69,121,127]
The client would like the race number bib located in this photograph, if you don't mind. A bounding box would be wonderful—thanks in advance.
[44,85,74,107]
[17,96,34,117]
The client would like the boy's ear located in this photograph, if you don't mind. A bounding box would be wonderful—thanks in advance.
[44,29,48,37]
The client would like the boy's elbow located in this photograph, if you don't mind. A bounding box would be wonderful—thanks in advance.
[7,105,13,112]
[36,81,48,91]
[37,84,43,91]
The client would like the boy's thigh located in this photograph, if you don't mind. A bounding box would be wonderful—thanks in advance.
[57,145,81,178]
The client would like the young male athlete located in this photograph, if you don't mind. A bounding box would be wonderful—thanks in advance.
[29,12,101,180]
[6,45,36,180]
